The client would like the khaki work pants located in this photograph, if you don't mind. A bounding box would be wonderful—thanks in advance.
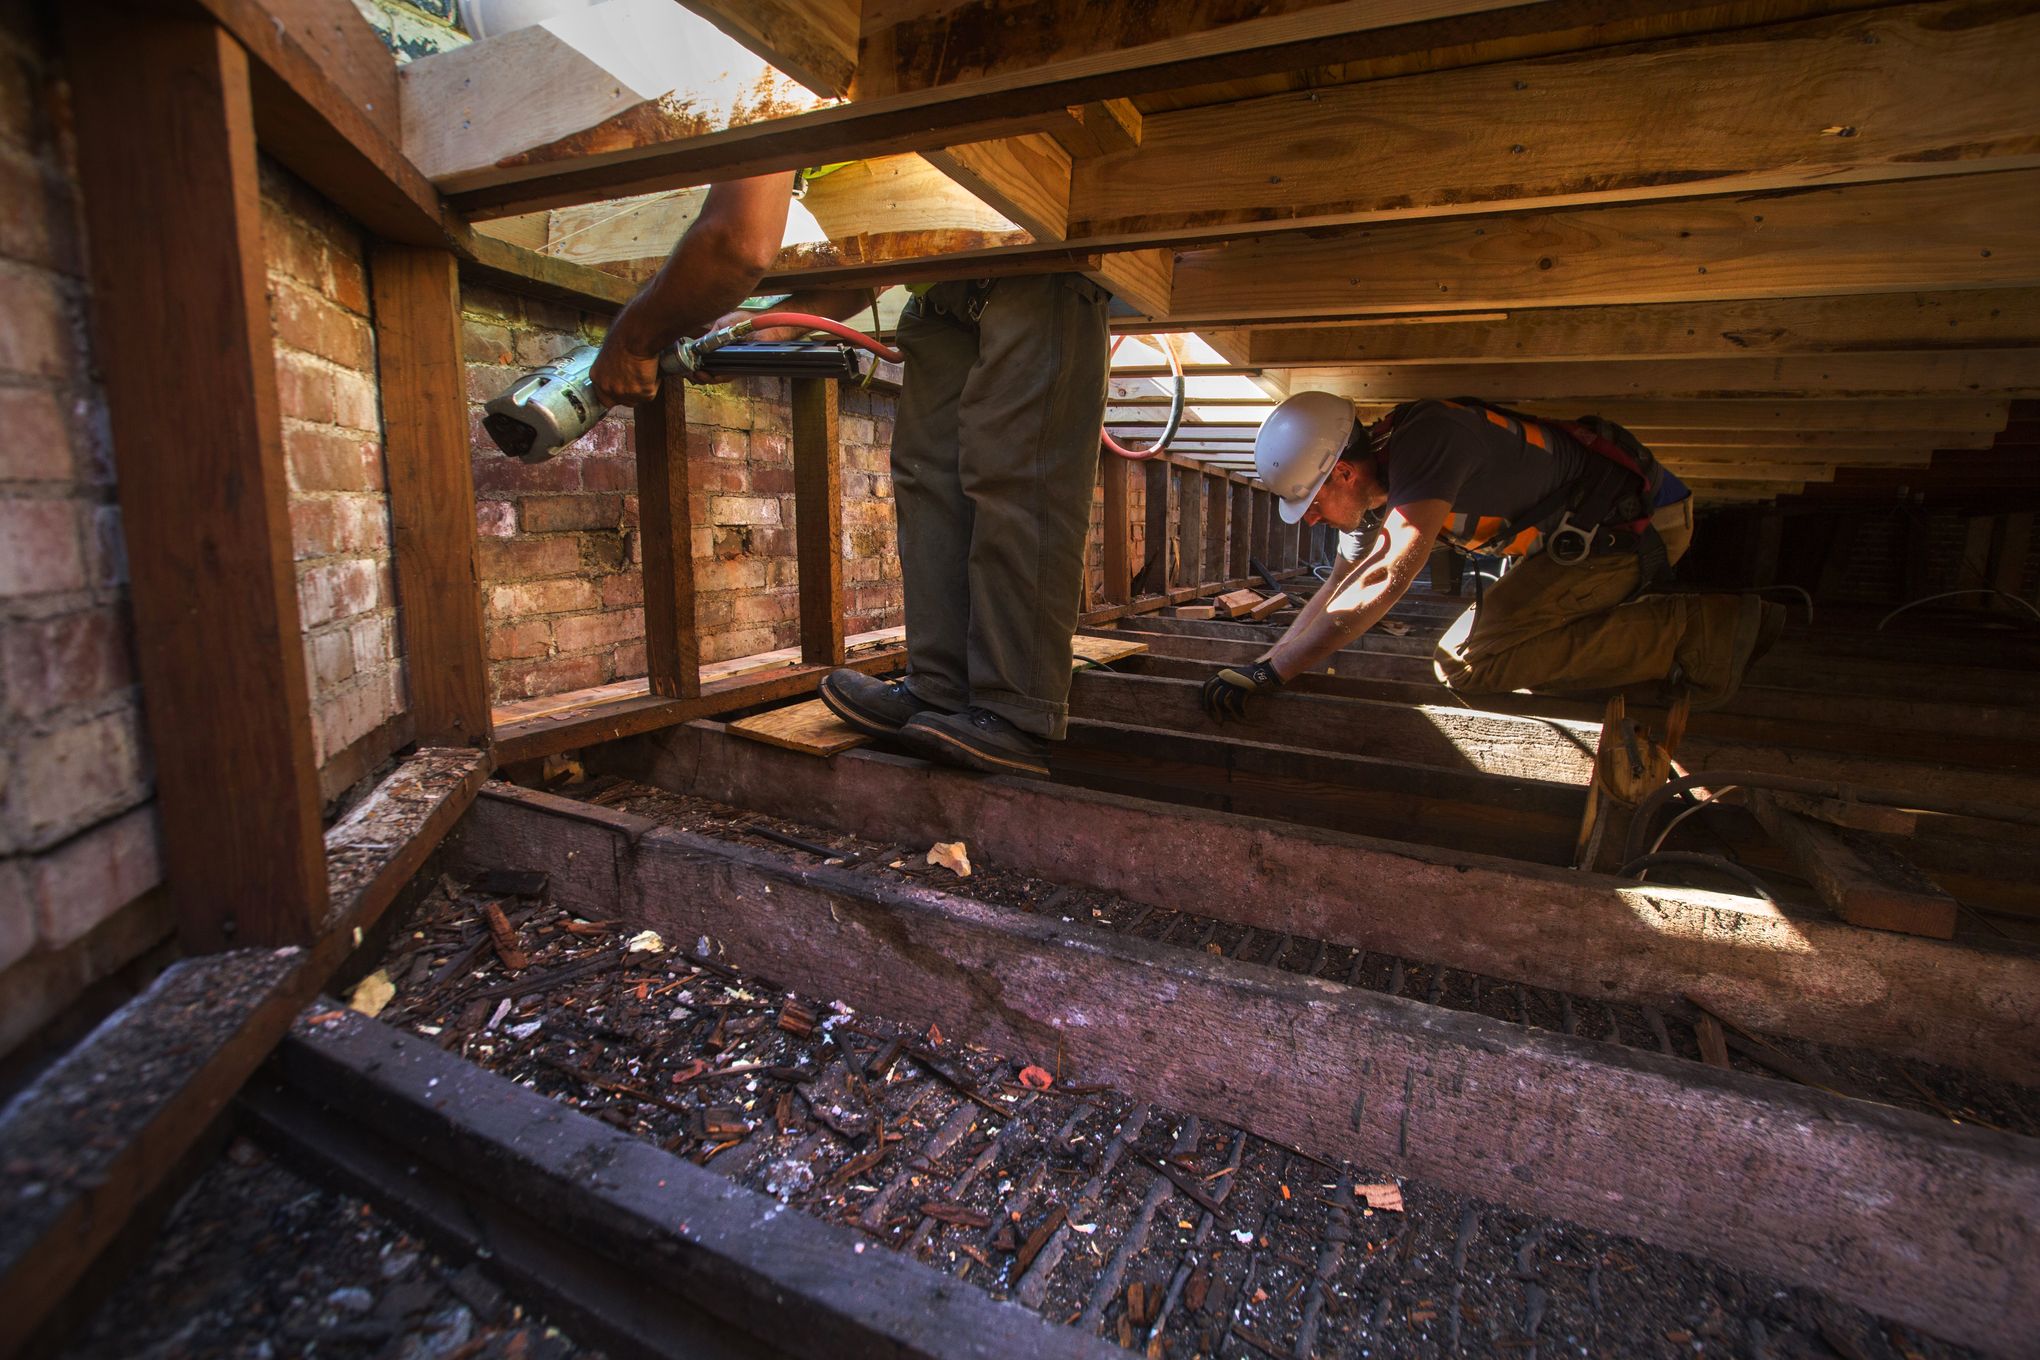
[891,274,1110,738]
[1433,498,1748,703]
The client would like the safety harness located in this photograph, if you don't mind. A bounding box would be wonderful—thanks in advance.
[1376,399,1674,588]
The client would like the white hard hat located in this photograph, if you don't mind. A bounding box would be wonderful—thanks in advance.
[1255,391,1359,523]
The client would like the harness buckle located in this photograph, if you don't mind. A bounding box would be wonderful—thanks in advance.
[1546,512,1597,566]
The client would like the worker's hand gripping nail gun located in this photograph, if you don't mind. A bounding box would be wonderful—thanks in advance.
[481,315,900,465]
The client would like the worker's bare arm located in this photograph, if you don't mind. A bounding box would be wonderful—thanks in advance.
[1265,500,1447,679]
[592,172,796,405]
[1259,539,1371,662]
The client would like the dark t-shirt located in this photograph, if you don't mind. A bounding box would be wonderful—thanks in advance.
[1380,400,1587,520]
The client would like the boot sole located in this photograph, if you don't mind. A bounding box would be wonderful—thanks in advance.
[817,675,912,738]
[901,722,1050,779]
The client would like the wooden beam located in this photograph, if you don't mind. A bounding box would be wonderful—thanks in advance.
[677,0,860,98]
[1168,172,2040,322]
[65,11,327,950]
[491,648,906,763]
[1067,1,2040,244]
[0,750,487,1356]
[1748,791,1961,938]
[268,1007,1123,1360]
[921,133,1071,239]
[372,247,491,749]
[1100,452,1131,604]
[544,155,1027,283]
[458,229,637,311]
[447,0,1853,217]
[1291,351,2040,402]
[1244,289,2040,366]
[406,1,832,191]
[1054,98,1143,158]
[457,784,2040,1356]
[1088,247,1175,318]
[597,727,2040,1080]
[793,378,847,666]
[185,0,448,247]
[636,386,700,699]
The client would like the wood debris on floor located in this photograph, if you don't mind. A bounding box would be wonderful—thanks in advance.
[343,780,2000,1359]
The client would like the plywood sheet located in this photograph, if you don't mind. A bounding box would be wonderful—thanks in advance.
[729,699,869,757]
[1072,634,1151,666]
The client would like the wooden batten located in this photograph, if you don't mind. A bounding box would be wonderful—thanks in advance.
[1100,453,1132,604]
[64,11,328,950]
[372,246,492,748]
[636,386,700,698]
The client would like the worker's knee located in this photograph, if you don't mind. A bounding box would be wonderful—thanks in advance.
[1433,645,1499,695]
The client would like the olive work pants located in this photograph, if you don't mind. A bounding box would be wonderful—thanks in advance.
[1432,497,1752,705]
[891,273,1110,739]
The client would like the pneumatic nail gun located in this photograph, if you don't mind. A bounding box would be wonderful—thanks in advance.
[482,330,880,464]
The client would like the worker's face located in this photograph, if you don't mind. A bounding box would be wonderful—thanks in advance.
[1303,458,1387,530]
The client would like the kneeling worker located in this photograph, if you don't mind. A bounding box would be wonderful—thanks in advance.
[1200,394,1782,722]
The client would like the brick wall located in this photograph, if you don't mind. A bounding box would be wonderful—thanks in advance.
[464,288,906,703]
[0,6,165,1050]
[262,161,410,802]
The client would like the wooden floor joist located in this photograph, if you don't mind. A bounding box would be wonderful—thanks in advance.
[0,750,490,1356]
[587,729,2040,1084]
[257,1009,1120,1360]
[452,785,2040,1356]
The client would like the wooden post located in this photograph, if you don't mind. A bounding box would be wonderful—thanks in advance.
[636,384,699,697]
[1251,489,1271,574]
[64,12,327,950]
[1988,512,2033,612]
[371,247,491,747]
[1230,481,1252,582]
[1142,461,1171,595]
[1175,464,1202,588]
[1203,474,1226,586]
[1101,452,1131,605]
[792,378,845,666]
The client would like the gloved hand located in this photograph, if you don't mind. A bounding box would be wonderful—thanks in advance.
[1199,660,1284,723]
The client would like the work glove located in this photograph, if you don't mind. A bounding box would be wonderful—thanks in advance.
[1199,660,1284,724]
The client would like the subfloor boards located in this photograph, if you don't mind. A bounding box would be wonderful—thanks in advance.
[58,1139,597,1360]
[361,784,2018,1358]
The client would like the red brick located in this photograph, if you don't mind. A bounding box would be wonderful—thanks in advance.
[611,638,647,677]
[275,350,336,424]
[0,261,73,380]
[599,572,642,607]
[488,618,552,660]
[578,454,635,492]
[0,385,72,480]
[13,708,147,849]
[2,607,133,719]
[270,280,372,368]
[290,494,390,559]
[0,145,79,275]
[520,493,622,533]
[0,862,30,972]
[461,284,525,326]
[328,248,370,315]
[696,556,768,593]
[488,577,599,618]
[471,451,580,494]
[477,534,581,582]
[579,534,629,571]
[708,494,780,526]
[494,650,605,702]
[513,329,583,368]
[286,423,382,493]
[750,465,796,495]
[0,497,84,598]
[463,322,515,365]
[553,607,642,654]
[331,367,381,431]
[305,625,354,691]
[466,361,522,404]
[298,556,381,627]
[476,500,516,537]
[30,805,161,949]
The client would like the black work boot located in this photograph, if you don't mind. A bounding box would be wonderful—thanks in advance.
[898,707,1051,778]
[818,669,939,737]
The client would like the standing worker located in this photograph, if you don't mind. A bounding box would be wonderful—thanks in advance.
[1200,395,1783,722]
[593,173,1111,777]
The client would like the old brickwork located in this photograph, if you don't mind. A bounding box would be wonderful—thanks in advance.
[464,287,905,703]
[0,8,165,1049]
[262,161,410,800]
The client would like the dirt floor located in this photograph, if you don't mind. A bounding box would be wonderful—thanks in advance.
[62,1140,600,1360]
[320,774,1997,1360]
